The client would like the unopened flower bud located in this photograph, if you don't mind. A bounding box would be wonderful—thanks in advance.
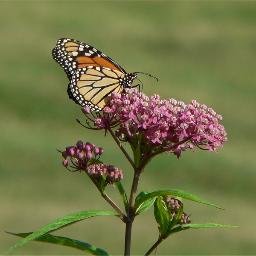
[82,106,91,114]
[180,212,191,224]
[63,159,69,167]
[76,140,84,150]
[165,197,183,213]
[86,151,93,159]
[78,151,85,160]
[98,147,103,155]
[94,147,100,154]
[84,142,92,151]
[106,165,123,184]
[66,146,76,156]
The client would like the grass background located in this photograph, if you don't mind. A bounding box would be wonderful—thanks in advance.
[1,1,256,255]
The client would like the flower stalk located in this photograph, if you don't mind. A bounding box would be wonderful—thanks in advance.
[144,236,164,256]
[124,169,141,255]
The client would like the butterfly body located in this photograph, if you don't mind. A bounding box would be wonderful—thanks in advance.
[52,38,137,111]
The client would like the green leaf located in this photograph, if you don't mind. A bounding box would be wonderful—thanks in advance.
[115,182,128,209]
[8,210,115,252]
[170,223,238,235]
[7,232,109,255]
[154,197,170,236]
[135,197,156,215]
[182,223,238,229]
[135,189,222,210]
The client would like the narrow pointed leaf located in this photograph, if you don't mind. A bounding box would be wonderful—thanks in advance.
[135,189,222,209]
[8,210,115,252]
[135,197,156,215]
[182,223,238,229]
[115,182,128,209]
[154,197,170,236]
[170,223,237,235]
[8,232,109,255]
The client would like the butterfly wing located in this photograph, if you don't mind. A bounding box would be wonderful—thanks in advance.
[52,38,130,110]
[52,38,126,77]
[69,66,125,111]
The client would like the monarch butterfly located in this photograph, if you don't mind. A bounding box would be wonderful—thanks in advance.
[52,38,145,111]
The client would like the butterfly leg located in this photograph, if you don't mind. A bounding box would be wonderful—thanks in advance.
[131,83,143,92]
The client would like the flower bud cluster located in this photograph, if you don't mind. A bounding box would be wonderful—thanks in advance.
[87,163,123,183]
[165,197,191,225]
[61,140,123,184]
[62,140,103,170]
[165,197,183,212]
[180,212,191,225]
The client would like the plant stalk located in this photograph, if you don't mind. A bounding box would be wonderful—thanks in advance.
[124,170,142,256]
[101,192,126,222]
[108,128,136,170]
[90,176,126,222]
[124,215,133,256]
[144,237,164,256]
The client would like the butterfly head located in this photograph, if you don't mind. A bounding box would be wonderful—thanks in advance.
[120,73,137,88]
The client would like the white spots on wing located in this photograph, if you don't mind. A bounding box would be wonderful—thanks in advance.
[72,51,78,56]
[86,68,104,76]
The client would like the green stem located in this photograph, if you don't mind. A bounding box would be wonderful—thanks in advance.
[90,176,126,222]
[108,128,136,169]
[144,237,164,256]
[124,169,142,256]
[101,192,126,222]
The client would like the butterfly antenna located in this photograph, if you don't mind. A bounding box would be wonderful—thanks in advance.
[134,72,159,82]
[136,77,144,91]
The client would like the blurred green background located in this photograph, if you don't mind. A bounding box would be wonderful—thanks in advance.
[1,1,256,255]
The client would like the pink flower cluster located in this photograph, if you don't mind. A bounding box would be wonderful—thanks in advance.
[62,140,103,170]
[87,164,123,184]
[83,89,227,157]
[61,140,123,183]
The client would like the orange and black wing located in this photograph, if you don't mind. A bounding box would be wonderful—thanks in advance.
[69,66,125,111]
[52,38,126,78]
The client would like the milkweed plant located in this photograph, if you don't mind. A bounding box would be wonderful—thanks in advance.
[9,88,234,255]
